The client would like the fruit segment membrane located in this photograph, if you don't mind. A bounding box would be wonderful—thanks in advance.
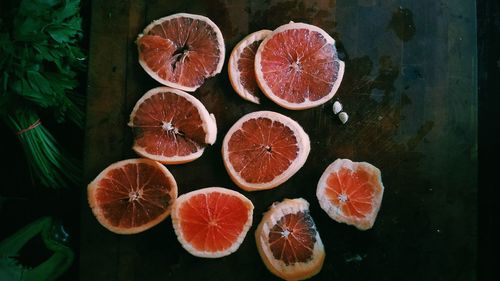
[259,28,341,103]
[317,159,384,230]
[139,16,223,89]
[255,198,325,281]
[172,187,254,258]
[227,117,299,183]
[177,191,251,252]
[132,92,207,157]
[237,40,262,97]
[268,211,317,265]
[95,162,173,228]
[88,158,179,235]
[324,166,377,219]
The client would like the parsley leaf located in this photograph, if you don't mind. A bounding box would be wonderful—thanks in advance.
[0,0,85,122]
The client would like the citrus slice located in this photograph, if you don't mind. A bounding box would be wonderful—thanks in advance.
[171,187,254,258]
[128,87,217,164]
[88,158,178,234]
[316,158,385,230]
[228,30,272,104]
[255,198,325,281]
[254,22,345,110]
[137,13,225,92]
[222,111,310,191]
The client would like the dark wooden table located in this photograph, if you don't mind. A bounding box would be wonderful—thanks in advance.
[82,0,477,280]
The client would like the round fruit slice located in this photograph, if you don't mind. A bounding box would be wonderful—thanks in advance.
[256,198,325,281]
[254,22,345,110]
[128,87,217,164]
[171,187,254,258]
[228,29,272,104]
[137,13,225,92]
[316,158,385,230]
[222,111,310,191]
[88,158,178,234]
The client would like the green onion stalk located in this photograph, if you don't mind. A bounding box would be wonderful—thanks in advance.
[3,109,81,189]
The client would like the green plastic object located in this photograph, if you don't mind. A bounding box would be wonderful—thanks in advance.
[0,217,74,281]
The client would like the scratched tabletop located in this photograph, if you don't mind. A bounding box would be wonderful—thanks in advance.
[81,0,477,280]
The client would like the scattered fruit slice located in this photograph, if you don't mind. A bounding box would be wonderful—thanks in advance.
[137,13,225,92]
[128,87,217,164]
[171,187,254,258]
[222,111,310,191]
[316,158,385,230]
[88,158,178,234]
[228,29,272,104]
[254,22,345,110]
[255,198,325,281]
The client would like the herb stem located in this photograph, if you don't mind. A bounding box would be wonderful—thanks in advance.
[4,109,81,188]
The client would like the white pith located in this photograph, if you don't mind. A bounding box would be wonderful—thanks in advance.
[138,13,226,92]
[316,158,385,230]
[254,22,345,110]
[255,198,325,281]
[87,158,178,234]
[222,111,310,191]
[228,29,272,104]
[128,86,217,164]
[171,187,254,258]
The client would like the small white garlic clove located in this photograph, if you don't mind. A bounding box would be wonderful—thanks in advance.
[332,101,343,115]
[338,112,349,124]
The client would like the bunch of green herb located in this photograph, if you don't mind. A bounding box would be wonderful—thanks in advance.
[0,0,86,188]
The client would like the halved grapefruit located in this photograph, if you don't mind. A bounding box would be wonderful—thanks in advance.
[137,13,225,92]
[88,158,178,234]
[256,198,325,281]
[254,22,345,110]
[316,159,385,230]
[171,187,254,258]
[128,87,217,164]
[222,111,310,191]
[228,30,272,104]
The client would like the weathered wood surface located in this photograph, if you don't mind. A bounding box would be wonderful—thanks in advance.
[82,0,477,280]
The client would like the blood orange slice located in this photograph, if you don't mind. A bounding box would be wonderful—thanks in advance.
[316,159,385,230]
[88,158,178,234]
[222,111,310,191]
[128,87,217,164]
[256,198,325,281]
[137,13,225,92]
[171,187,254,258]
[254,22,345,110]
[228,30,272,104]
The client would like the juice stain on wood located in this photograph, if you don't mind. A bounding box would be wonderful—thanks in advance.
[388,7,416,41]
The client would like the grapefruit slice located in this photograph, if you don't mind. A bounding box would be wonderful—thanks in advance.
[254,22,345,110]
[222,111,310,191]
[316,159,385,230]
[137,13,225,92]
[171,187,254,258]
[256,198,325,281]
[88,158,178,234]
[128,87,217,164]
[228,30,272,104]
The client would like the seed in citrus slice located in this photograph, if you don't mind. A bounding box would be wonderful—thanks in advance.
[316,159,385,230]
[171,187,254,258]
[88,158,178,234]
[256,198,325,281]
[228,30,272,104]
[137,13,225,92]
[254,22,345,110]
[128,87,217,164]
[222,111,310,191]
